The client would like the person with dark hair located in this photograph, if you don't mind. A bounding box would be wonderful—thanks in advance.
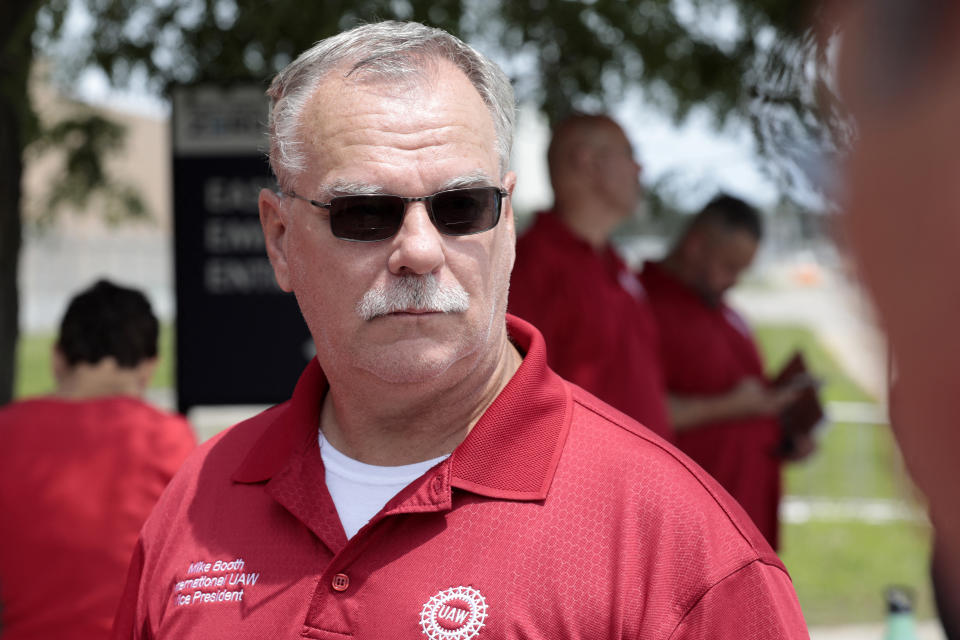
[508,113,672,441]
[641,195,813,549]
[54,279,160,395]
[113,24,807,638]
[0,279,195,640]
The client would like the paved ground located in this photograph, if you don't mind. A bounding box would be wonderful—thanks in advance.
[810,620,945,639]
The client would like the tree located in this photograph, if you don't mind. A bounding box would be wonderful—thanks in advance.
[0,2,44,407]
[1,0,829,404]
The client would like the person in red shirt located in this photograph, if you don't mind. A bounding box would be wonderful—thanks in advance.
[509,114,671,440]
[0,279,196,640]
[113,22,807,638]
[641,195,812,549]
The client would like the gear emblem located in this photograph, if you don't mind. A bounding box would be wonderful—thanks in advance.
[419,585,488,639]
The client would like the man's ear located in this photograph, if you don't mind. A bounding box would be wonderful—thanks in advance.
[502,170,518,221]
[683,227,706,260]
[52,345,69,387]
[503,170,517,195]
[135,357,158,394]
[259,189,294,292]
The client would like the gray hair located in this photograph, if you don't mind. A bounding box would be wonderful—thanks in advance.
[266,21,516,190]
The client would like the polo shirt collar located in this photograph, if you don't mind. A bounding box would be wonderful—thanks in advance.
[231,358,326,484]
[232,314,572,503]
[450,314,571,500]
[643,260,686,297]
[644,259,723,311]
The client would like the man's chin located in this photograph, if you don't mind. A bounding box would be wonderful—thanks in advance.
[354,343,475,386]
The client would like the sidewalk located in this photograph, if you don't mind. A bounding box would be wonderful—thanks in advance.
[810,620,945,639]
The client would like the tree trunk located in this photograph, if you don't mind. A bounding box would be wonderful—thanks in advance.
[0,3,41,405]
[0,120,22,407]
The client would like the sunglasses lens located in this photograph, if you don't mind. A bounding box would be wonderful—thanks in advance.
[432,188,501,236]
[329,196,404,241]
[324,188,502,241]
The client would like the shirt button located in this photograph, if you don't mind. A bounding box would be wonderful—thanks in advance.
[331,573,350,592]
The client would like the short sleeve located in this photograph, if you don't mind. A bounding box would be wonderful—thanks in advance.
[670,560,808,639]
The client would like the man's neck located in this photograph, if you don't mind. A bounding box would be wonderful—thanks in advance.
[554,201,619,251]
[56,365,146,399]
[659,253,693,287]
[319,337,523,466]
[659,254,721,308]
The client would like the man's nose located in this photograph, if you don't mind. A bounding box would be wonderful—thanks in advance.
[387,203,445,276]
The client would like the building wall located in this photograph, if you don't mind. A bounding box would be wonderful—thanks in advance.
[20,74,175,331]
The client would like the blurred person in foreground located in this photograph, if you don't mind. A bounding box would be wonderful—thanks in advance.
[0,279,196,640]
[509,113,672,441]
[112,22,807,638]
[641,195,815,550]
[831,0,960,635]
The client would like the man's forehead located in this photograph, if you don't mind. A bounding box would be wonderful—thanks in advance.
[294,60,499,190]
[303,57,486,122]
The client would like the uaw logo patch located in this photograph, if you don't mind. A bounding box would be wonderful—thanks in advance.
[419,586,488,640]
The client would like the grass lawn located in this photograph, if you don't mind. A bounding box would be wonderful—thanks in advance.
[756,325,908,502]
[14,324,175,398]
[781,519,933,625]
[756,324,874,405]
[755,324,934,626]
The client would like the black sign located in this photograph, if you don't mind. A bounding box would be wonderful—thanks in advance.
[172,86,312,413]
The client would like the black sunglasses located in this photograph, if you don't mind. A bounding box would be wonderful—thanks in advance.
[284,186,509,242]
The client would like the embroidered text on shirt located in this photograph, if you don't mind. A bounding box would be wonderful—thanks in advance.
[172,558,259,607]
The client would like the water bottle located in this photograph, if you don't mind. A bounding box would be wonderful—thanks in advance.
[883,586,917,640]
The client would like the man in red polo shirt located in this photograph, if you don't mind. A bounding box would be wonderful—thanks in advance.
[0,280,195,640]
[113,23,807,639]
[509,114,671,440]
[641,195,811,550]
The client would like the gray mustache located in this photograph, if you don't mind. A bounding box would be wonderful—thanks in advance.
[356,274,470,321]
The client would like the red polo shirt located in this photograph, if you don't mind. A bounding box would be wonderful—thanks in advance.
[113,316,806,639]
[641,261,783,549]
[0,396,195,640]
[509,211,672,440]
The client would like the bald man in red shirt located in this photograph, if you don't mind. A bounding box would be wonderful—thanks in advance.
[641,195,811,549]
[509,113,672,441]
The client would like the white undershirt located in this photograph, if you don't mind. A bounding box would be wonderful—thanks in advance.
[318,430,449,539]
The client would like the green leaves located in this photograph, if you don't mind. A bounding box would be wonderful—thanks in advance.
[32,112,149,226]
